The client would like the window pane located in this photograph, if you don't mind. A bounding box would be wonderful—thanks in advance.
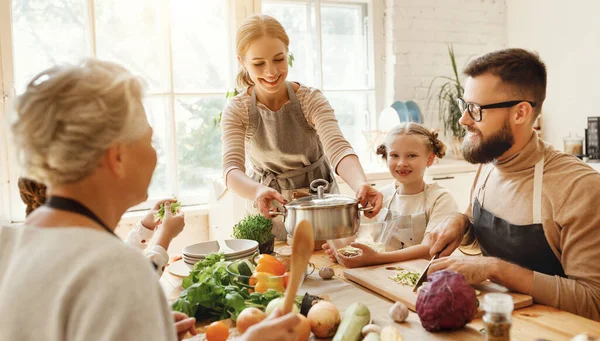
[262,2,318,86]
[95,0,170,93]
[11,0,90,92]
[171,0,230,92]
[325,91,376,164]
[174,96,224,199]
[321,3,369,90]
[144,96,172,199]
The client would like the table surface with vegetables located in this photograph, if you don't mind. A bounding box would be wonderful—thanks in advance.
[161,243,600,341]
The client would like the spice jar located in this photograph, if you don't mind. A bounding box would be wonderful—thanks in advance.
[483,293,513,341]
[564,132,584,156]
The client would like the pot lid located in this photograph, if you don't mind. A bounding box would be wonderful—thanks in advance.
[285,179,357,208]
[286,193,357,208]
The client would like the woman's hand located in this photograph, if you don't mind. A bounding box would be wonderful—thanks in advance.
[355,183,383,218]
[254,186,287,218]
[241,309,300,341]
[140,198,178,230]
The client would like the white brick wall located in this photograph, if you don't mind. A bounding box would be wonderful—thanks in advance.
[384,0,507,133]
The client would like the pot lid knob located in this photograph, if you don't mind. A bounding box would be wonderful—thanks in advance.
[310,179,330,198]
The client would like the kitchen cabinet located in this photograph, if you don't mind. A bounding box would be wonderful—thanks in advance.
[337,170,476,213]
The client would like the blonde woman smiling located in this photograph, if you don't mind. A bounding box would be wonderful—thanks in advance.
[221,15,383,240]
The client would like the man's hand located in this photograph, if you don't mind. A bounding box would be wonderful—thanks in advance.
[428,256,497,284]
[428,213,470,257]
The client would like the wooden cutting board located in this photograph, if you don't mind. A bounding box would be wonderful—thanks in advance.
[344,258,533,318]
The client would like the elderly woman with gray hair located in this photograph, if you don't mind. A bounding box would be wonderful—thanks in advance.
[0,59,300,341]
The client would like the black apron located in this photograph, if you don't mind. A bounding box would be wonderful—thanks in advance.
[473,157,565,277]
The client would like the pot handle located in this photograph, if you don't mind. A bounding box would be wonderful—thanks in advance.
[268,207,286,222]
[359,206,375,212]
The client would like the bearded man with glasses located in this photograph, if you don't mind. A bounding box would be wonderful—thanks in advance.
[426,48,600,321]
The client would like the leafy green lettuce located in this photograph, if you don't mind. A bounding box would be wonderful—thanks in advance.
[154,199,182,222]
[171,253,296,322]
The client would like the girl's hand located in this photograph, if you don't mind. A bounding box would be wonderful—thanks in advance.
[355,183,383,218]
[172,311,197,341]
[157,202,185,241]
[337,243,379,268]
[254,186,287,218]
[322,242,338,262]
[140,198,178,230]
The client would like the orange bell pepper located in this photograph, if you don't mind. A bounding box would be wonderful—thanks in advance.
[283,272,290,289]
[249,272,285,293]
[254,255,286,276]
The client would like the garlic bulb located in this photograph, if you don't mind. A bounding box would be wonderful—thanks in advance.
[389,302,409,322]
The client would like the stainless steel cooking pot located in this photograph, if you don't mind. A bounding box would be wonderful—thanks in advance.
[270,179,371,240]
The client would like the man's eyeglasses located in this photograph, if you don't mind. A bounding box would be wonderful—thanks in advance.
[457,98,537,122]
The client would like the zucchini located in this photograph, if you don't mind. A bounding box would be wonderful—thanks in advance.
[332,303,371,341]
[380,326,403,341]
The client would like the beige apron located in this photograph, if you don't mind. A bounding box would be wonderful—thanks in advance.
[245,81,339,240]
[381,183,428,250]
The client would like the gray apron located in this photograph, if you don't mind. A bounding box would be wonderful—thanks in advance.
[473,158,565,277]
[245,81,339,240]
[381,184,428,250]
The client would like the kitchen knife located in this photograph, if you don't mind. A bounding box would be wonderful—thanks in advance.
[412,253,439,292]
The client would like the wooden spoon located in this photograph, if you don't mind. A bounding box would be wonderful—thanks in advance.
[282,220,315,314]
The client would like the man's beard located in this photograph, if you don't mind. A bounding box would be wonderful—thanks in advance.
[461,119,514,164]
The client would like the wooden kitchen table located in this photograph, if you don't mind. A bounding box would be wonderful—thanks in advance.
[160,244,600,341]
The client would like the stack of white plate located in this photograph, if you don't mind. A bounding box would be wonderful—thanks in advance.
[182,239,259,266]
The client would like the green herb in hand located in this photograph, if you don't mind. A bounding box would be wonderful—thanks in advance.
[154,198,182,222]
[232,214,273,245]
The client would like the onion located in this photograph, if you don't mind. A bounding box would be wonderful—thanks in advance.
[265,297,299,316]
[306,301,341,338]
[236,307,267,334]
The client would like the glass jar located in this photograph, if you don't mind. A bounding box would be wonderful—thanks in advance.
[483,293,513,341]
[564,132,584,156]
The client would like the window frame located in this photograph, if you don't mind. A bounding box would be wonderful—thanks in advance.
[0,0,383,223]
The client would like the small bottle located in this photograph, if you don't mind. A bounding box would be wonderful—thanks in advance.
[483,293,513,341]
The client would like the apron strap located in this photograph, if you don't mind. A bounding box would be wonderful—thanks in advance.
[286,81,298,103]
[532,157,544,224]
[478,164,495,208]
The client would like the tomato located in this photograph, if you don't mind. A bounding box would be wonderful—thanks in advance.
[205,321,229,341]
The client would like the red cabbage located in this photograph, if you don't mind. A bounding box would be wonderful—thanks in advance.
[415,270,478,332]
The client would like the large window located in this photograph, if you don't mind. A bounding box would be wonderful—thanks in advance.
[0,0,382,223]
[262,0,378,161]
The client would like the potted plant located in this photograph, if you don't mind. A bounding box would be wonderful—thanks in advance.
[427,45,466,158]
[232,214,275,254]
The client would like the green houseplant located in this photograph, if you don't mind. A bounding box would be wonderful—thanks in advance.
[232,214,275,254]
[427,45,466,158]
